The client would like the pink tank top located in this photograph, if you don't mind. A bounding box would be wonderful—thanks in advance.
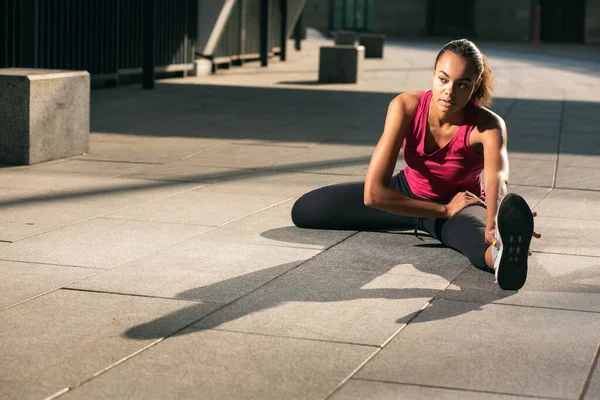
[403,90,485,202]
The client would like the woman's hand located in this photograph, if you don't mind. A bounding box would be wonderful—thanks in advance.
[444,191,481,219]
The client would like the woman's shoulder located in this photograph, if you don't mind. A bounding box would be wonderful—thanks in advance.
[474,104,506,133]
[389,90,425,117]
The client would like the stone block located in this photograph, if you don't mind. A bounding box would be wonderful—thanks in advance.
[0,68,90,165]
[318,45,365,84]
[359,33,385,58]
[334,30,358,45]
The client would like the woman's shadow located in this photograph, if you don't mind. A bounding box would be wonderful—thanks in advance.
[124,225,514,341]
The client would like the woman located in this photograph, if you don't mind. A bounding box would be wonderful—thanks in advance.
[291,39,540,290]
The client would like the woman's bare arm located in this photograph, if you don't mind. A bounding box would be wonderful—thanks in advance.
[476,110,509,243]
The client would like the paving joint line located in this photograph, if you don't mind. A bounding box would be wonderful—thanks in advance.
[0,258,104,270]
[1,273,107,314]
[531,250,600,259]
[442,297,600,315]
[1,198,296,312]
[208,327,381,349]
[74,158,166,166]
[76,158,164,165]
[579,341,600,400]
[551,96,567,188]
[96,216,216,227]
[325,271,465,399]
[45,229,363,399]
[2,183,208,244]
[59,287,214,304]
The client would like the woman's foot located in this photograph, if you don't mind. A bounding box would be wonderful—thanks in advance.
[492,193,534,290]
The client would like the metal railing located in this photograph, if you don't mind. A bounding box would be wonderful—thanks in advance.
[1,0,197,84]
[209,0,306,68]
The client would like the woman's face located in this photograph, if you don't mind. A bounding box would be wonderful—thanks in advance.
[432,51,480,116]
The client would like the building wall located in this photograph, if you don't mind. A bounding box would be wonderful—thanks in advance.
[303,0,331,35]
[372,0,428,37]
[585,0,600,44]
[474,0,533,41]
[302,0,599,43]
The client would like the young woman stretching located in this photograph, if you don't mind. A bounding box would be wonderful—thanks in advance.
[291,39,540,290]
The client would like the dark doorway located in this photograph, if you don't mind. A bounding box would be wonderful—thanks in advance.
[330,0,373,31]
[540,0,585,43]
[427,0,475,39]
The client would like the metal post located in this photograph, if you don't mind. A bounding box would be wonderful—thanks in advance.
[142,0,156,89]
[280,0,287,61]
[294,12,303,51]
[329,0,335,34]
[240,0,247,65]
[260,0,271,67]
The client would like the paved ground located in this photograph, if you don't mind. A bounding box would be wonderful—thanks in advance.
[2,32,600,399]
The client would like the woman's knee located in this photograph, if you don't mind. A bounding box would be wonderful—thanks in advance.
[291,192,317,228]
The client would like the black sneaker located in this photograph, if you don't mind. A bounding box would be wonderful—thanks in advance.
[492,193,534,290]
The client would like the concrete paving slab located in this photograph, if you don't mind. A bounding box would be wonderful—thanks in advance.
[25,159,153,178]
[205,170,348,197]
[557,154,600,169]
[307,231,470,281]
[506,158,555,187]
[0,290,211,400]
[331,379,538,400]
[506,134,558,161]
[533,189,600,220]
[533,216,600,257]
[0,380,60,400]
[272,142,375,175]
[555,165,600,191]
[236,122,373,146]
[77,136,231,164]
[561,134,600,156]
[561,122,599,136]
[60,329,374,400]
[441,252,600,313]
[507,185,551,209]
[0,180,204,242]
[122,163,252,183]
[164,142,306,170]
[0,167,134,192]
[103,187,290,226]
[503,119,561,138]
[0,260,100,310]
[193,262,454,345]
[199,205,355,249]
[0,218,211,268]
[356,299,600,399]
[68,239,320,306]
[196,119,292,142]
[192,232,468,345]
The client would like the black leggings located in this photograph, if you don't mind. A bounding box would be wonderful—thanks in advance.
[291,171,491,272]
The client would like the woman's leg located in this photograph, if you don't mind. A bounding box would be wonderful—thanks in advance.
[433,204,492,273]
[291,181,417,231]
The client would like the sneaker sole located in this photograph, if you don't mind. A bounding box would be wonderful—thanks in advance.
[496,194,534,290]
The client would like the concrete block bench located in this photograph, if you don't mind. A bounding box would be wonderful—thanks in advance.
[334,30,358,45]
[318,45,365,84]
[0,69,90,165]
[359,33,385,58]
